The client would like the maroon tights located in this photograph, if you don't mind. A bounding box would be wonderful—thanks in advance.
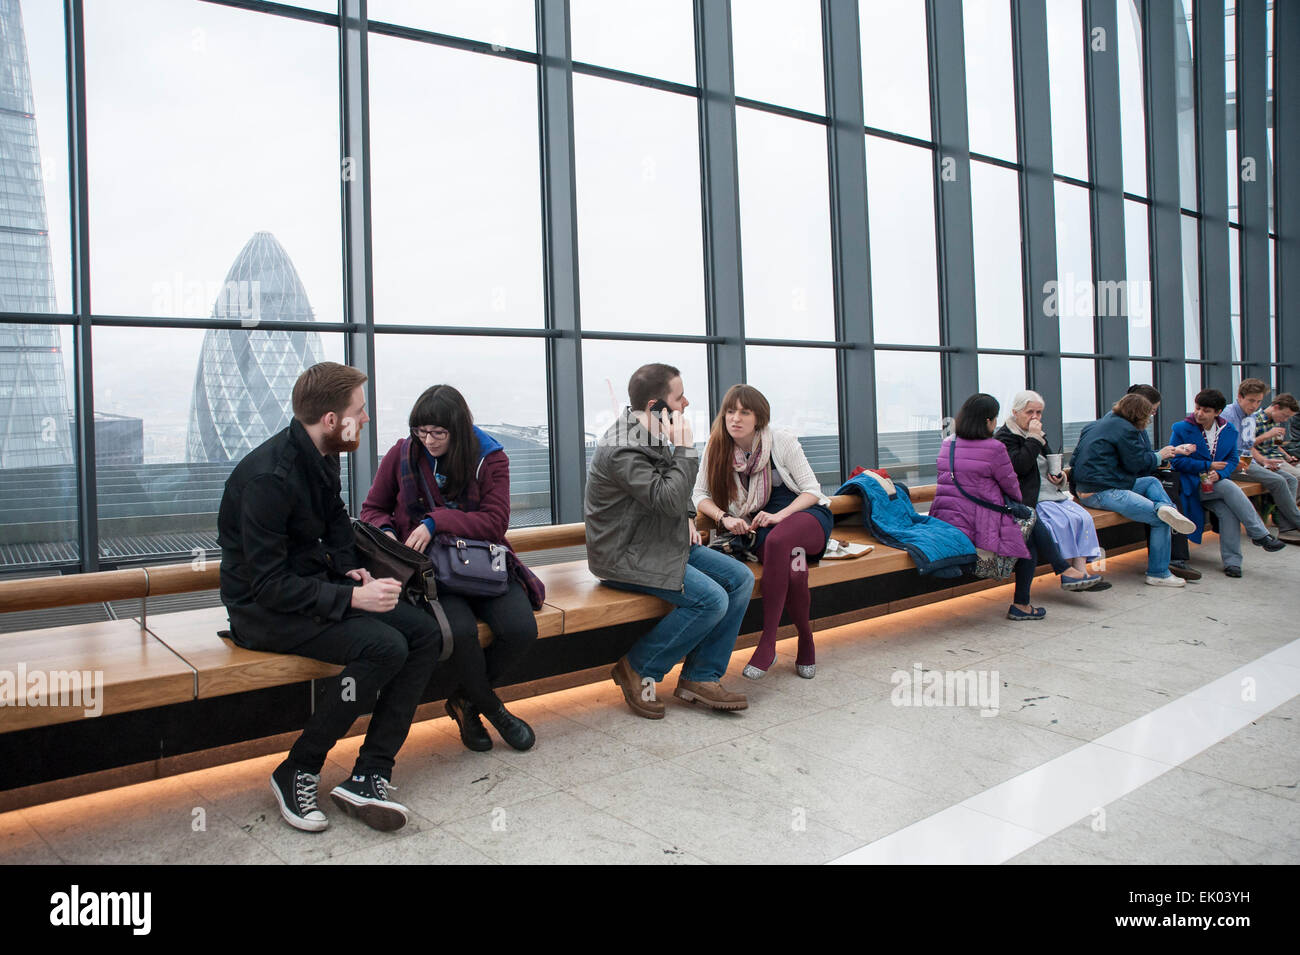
[746,512,826,672]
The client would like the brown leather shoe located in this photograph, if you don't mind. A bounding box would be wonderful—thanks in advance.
[611,656,664,719]
[673,679,748,711]
[1168,563,1202,581]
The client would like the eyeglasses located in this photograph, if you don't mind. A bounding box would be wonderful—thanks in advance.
[412,427,450,441]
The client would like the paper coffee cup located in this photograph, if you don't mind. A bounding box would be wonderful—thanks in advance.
[1047,454,1063,476]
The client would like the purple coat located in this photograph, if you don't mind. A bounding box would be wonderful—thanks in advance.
[930,436,1031,559]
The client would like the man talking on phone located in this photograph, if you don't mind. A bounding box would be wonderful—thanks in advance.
[218,362,443,832]
[585,363,754,719]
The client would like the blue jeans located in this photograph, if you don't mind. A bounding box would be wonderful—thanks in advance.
[1077,476,1173,578]
[603,545,755,682]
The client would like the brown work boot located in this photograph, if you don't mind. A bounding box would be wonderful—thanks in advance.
[610,655,664,719]
[673,678,748,711]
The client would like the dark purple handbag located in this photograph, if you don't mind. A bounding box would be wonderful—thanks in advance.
[428,534,510,598]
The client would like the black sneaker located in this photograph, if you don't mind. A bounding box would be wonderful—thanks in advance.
[270,761,328,832]
[1252,535,1287,552]
[1225,565,1243,578]
[330,773,409,832]
[1168,562,1202,581]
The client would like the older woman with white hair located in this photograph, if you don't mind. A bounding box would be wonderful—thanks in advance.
[993,390,1106,591]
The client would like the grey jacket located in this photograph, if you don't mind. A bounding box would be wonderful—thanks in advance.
[585,408,699,591]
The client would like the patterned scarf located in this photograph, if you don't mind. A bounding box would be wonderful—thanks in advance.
[729,427,773,519]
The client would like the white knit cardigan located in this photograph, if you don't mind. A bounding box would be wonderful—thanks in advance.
[691,427,832,513]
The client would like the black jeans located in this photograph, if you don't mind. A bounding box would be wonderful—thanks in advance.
[286,600,442,777]
[438,579,538,711]
[1014,519,1069,605]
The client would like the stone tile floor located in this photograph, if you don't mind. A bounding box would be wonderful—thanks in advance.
[2,546,1297,865]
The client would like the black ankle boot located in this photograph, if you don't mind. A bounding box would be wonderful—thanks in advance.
[482,703,535,752]
[445,693,492,752]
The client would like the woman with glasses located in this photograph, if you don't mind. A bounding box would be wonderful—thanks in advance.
[361,385,544,753]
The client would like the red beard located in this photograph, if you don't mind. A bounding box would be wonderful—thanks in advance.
[321,419,362,454]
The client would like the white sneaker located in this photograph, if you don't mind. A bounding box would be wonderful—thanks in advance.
[1156,505,1196,535]
[1146,574,1186,588]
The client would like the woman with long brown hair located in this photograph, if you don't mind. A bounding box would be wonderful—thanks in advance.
[691,384,833,679]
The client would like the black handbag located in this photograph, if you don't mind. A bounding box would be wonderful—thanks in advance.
[708,528,760,562]
[351,521,454,661]
[413,457,511,598]
[427,534,511,598]
[947,442,1037,580]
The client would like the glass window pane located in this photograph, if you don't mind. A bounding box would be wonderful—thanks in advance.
[0,323,78,570]
[2,0,70,315]
[745,346,840,491]
[374,334,551,527]
[736,109,834,340]
[367,0,535,51]
[581,339,709,449]
[859,0,931,140]
[1047,0,1089,181]
[1266,2,1274,231]
[963,0,1018,161]
[1185,363,1202,405]
[575,77,705,336]
[1269,236,1276,365]
[570,0,695,84]
[93,328,345,563]
[731,0,825,114]
[1061,357,1096,452]
[1054,182,1095,353]
[867,137,939,345]
[1128,359,1153,394]
[1182,213,1201,359]
[1175,0,1197,210]
[1229,226,1241,365]
[85,1,343,322]
[978,355,1027,431]
[971,162,1025,349]
[1226,3,1238,223]
[1118,0,1148,196]
[1124,199,1152,356]
[875,350,943,482]
[370,38,544,328]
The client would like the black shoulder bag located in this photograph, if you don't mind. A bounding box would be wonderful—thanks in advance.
[352,520,454,661]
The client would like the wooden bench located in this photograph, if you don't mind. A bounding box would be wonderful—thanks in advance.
[0,479,1268,732]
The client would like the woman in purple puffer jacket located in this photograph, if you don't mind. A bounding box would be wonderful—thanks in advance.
[931,393,1047,620]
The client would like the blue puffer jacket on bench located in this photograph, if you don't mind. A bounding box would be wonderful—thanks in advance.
[836,473,977,579]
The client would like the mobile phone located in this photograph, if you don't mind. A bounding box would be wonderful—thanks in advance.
[649,399,670,417]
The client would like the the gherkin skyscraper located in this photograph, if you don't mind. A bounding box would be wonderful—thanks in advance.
[186,232,324,463]
[0,0,73,469]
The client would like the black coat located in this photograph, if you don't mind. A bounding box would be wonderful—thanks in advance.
[218,418,361,652]
[993,425,1052,508]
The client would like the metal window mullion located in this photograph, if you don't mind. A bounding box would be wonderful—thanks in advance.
[537,0,586,524]
[1084,0,1129,408]
[66,0,97,573]
[1195,0,1231,395]
[1277,0,1300,394]
[1143,0,1188,430]
[694,0,745,418]
[927,0,978,414]
[339,0,377,515]
[1012,0,1063,440]
[1236,0,1270,381]
[822,0,872,479]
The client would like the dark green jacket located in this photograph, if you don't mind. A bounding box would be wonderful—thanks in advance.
[584,408,699,591]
